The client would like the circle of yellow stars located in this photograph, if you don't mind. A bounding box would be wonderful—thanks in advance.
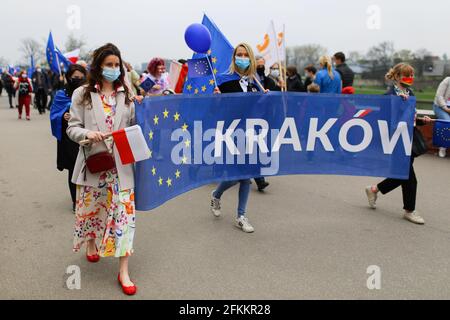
[186,52,218,94]
[148,107,191,189]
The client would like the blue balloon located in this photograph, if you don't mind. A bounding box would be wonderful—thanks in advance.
[184,23,212,54]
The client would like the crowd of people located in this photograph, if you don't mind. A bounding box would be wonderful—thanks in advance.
[1,42,449,297]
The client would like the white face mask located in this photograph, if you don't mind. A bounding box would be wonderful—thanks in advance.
[270,69,280,78]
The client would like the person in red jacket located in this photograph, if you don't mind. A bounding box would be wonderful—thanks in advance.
[14,71,33,120]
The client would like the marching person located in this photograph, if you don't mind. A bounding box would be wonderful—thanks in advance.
[314,56,342,94]
[432,76,450,158]
[50,64,87,213]
[144,57,170,95]
[67,43,138,295]
[210,43,268,233]
[365,63,432,225]
[14,71,33,120]
[2,70,16,108]
[32,65,50,114]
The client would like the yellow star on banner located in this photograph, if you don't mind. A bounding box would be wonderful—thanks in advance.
[213,68,218,75]
[174,112,180,122]
[163,109,169,119]
[201,85,207,92]
[184,139,191,147]
[209,79,215,86]
[158,177,163,186]
[153,115,159,125]
[212,57,217,64]
[181,155,188,164]
[175,170,181,179]
[207,49,212,55]
[182,123,188,132]
[194,88,199,94]
[166,178,172,187]
[149,149,153,158]
[187,84,192,91]
[152,166,156,176]
[149,130,154,140]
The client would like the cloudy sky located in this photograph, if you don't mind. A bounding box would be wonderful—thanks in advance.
[2,0,449,66]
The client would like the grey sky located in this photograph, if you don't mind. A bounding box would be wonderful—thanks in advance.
[2,0,449,66]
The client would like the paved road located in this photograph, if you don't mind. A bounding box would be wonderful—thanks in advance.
[0,95,449,300]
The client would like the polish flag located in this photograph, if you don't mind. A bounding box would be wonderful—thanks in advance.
[112,125,151,165]
[64,49,80,64]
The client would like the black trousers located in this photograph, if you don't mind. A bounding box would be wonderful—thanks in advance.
[377,158,417,212]
[254,177,267,187]
[35,89,48,113]
[6,87,15,107]
[68,169,77,206]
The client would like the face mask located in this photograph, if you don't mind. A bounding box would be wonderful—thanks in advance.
[102,67,121,82]
[270,69,280,78]
[235,57,250,70]
[257,66,265,76]
[69,77,85,89]
[400,77,414,87]
[21,74,27,79]
[36,68,42,73]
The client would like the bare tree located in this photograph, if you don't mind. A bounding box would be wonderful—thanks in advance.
[19,38,44,65]
[286,44,328,70]
[0,57,9,68]
[65,33,86,52]
[393,49,414,64]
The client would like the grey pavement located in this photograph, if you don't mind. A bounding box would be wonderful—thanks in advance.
[0,95,449,300]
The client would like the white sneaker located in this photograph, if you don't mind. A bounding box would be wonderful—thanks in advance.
[210,191,221,217]
[365,186,378,209]
[235,216,254,233]
[403,211,425,225]
[438,148,446,158]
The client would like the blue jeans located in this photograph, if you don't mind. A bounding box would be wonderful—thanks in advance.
[433,104,450,121]
[213,179,251,217]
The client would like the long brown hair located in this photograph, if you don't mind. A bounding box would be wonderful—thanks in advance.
[81,43,131,106]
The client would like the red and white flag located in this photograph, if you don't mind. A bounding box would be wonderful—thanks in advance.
[112,125,151,165]
[64,48,80,64]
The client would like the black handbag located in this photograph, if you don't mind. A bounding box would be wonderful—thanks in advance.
[412,127,427,157]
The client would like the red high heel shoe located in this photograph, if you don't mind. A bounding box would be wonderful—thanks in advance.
[86,245,100,263]
[118,273,137,296]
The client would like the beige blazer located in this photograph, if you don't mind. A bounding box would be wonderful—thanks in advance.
[67,86,136,191]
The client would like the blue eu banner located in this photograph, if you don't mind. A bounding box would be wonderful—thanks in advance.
[135,93,415,211]
[433,120,450,148]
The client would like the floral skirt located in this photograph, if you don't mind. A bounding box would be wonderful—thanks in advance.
[73,169,135,258]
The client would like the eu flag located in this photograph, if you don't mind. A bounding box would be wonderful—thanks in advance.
[46,32,60,74]
[187,57,212,78]
[183,14,233,94]
[433,120,450,148]
[55,47,72,73]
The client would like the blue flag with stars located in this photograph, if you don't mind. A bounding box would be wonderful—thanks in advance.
[46,32,60,74]
[183,14,234,94]
[433,120,450,148]
[187,57,213,78]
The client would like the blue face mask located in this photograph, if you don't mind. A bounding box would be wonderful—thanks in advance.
[102,67,121,82]
[235,57,250,70]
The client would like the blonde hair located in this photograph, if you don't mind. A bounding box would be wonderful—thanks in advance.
[319,56,334,79]
[385,63,415,82]
[229,43,257,77]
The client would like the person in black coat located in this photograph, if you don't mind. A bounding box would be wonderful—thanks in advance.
[50,64,87,213]
[2,70,16,108]
[255,56,281,91]
[303,65,317,93]
[210,43,269,234]
[32,66,50,114]
[364,63,432,225]
[286,66,304,92]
